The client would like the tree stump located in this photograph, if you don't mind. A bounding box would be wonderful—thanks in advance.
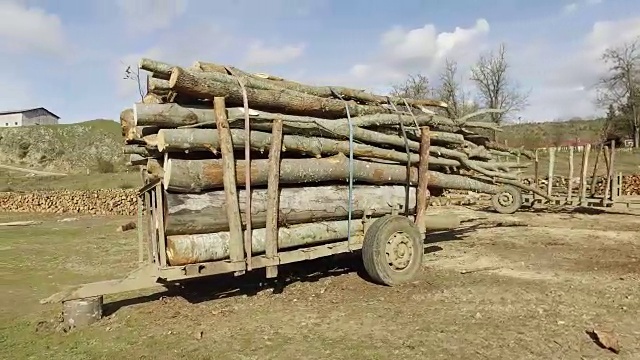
[62,296,103,328]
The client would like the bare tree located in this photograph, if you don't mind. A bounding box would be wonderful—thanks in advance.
[470,43,529,125]
[122,61,145,102]
[596,37,640,147]
[390,73,433,100]
[436,58,479,118]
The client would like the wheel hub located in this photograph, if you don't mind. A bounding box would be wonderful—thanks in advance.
[497,191,514,207]
[385,231,413,271]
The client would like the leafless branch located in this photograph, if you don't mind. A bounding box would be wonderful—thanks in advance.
[121,61,145,101]
[470,43,530,125]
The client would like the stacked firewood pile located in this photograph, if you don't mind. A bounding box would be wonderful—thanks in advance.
[119,57,540,266]
[0,189,137,215]
[593,174,640,195]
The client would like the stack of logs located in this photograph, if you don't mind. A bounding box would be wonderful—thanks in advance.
[0,189,137,215]
[120,57,541,267]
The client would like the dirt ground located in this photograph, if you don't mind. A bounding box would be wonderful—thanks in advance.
[1,202,639,360]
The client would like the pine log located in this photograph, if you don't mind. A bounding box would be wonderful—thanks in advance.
[156,128,514,174]
[166,213,458,266]
[148,78,170,95]
[165,185,417,235]
[163,154,501,194]
[126,126,160,143]
[191,60,448,109]
[143,93,164,104]
[169,66,401,119]
[133,103,497,131]
[167,219,366,265]
[128,154,147,166]
[122,144,160,157]
[120,108,134,137]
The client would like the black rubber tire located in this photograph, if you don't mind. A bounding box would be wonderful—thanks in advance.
[361,215,423,286]
[491,185,523,214]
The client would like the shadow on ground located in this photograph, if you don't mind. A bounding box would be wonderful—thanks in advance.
[102,226,479,316]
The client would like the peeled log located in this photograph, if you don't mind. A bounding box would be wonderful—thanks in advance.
[191,60,448,109]
[167,219,365,265]
[169,66,401,119]
[164,154,501,194]
[166,185,417,235]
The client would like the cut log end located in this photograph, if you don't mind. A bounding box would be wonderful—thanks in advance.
[62,296,103,328]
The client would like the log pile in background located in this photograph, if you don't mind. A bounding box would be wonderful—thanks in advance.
[0,189,137,215]
[119,57,541,266]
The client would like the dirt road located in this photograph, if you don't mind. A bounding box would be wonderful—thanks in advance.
[1,204,639,359]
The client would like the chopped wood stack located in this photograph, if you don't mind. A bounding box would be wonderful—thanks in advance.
[119,57,539,266]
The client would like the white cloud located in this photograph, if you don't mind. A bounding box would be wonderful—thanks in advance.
[344,18,491,88]
[519,16,640,120]
[243,41,306,67]
[564,3,579,13]
[0,0,69,56]
[116,0,187,33]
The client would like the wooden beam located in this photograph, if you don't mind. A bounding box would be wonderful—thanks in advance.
[589,143,603,197]
[155,183,168,268]
[214,97,245,273]
[264,117,283,279]
[415,126,431,234]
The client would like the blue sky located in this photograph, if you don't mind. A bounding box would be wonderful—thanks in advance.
[1,0,639,124]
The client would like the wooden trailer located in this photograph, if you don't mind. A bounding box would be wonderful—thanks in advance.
[41,111,459,328]
[489,140,640,214]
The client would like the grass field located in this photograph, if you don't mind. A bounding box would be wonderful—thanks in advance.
[2,204,640,359]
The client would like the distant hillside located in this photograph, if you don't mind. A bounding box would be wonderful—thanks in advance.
[497,118,607,149]
[0,119,126,174]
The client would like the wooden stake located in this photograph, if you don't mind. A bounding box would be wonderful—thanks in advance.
[604,140,616,203]
[567,146,574,202]
[547,147,556,196]
[589,143,603,197]
[579,143,591,206]
[214,97,245,273]
[534,149,539,202]
[415,127,431,234]
[265,117,283,279]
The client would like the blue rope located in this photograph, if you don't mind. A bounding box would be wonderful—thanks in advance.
[331,89,354,251]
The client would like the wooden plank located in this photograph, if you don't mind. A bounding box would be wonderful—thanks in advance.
[214,97,245,274]
[144,192,154,263]
[137,195,144,263]
[567,146,574,202]
[604,140,616,202]
[579,143,591,206]
[155,183,168,268]
[150,191,160,265]
[264,117,284,279]
[547,147,556,196]
[415,126,431,234]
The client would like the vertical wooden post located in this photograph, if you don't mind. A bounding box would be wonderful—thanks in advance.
[150,191,159,264]
[604,140,616,203]
[415,127,431,235]
[265,118,283,279]
[567,146,574,203]
[579,144,591,206]
[144,192,153,263]
[534,149,539,203]
[547,147,556,196]
[137,195,144,263]
[155,183,167,268]
[214,97,245,273]
[589,143,603,197]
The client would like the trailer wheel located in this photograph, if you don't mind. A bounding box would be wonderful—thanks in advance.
[492,185,523,214]
[362,215,423,286]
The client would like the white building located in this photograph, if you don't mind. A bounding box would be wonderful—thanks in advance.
[0,107,60,127]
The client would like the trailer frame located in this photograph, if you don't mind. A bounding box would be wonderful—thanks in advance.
[42,98,440,327]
